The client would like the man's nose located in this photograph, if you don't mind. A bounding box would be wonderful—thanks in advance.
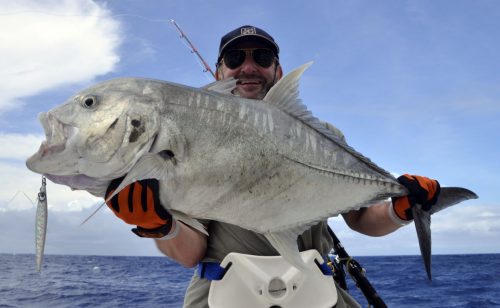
[239,53,258,74]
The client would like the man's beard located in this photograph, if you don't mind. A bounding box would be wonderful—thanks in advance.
[233,73,276,100]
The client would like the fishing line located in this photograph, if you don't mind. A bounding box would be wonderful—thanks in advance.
[80,201,107,226]
[4,191,36,207]
[2,10,215,81]
[0,10,170,24]
[178,37,214,82]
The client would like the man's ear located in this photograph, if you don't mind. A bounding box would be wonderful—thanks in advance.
[276,64,283,80]
[215,67,223,80]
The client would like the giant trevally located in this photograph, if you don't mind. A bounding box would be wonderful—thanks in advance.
[26,63,477,276]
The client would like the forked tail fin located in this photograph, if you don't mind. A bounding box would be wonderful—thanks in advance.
[413,187,478,280]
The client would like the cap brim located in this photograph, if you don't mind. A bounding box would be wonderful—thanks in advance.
[218,35,279,61]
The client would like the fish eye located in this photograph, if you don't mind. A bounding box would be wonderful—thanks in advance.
[81,96,98,109]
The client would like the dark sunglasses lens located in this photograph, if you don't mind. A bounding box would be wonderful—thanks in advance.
[252,49,275,68]
[224,50,246,69]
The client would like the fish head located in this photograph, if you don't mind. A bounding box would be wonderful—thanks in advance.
[26,78,161,180]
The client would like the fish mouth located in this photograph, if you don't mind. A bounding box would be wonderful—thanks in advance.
[37,112,77,157]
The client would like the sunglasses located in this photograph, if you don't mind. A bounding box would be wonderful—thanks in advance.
[222,48,276,69]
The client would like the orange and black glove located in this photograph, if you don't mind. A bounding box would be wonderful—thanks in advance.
[392,174,441,221]
[105,177,173,238]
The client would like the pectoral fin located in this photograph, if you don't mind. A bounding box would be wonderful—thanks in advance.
[171,210,208,236]
[105,152,174,202]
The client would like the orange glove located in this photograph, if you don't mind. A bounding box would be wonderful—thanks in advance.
[392,174,441,221]
[105,177,173,238]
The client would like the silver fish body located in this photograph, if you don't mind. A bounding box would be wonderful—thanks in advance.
[35,176,47,273]
[26,63,477,273]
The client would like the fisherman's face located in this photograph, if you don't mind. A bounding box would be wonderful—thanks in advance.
[217,41,283,100]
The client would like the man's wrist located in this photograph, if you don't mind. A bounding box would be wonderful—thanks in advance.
[388,202,411,226]
[156,219,180,241]
[132,219,173,239]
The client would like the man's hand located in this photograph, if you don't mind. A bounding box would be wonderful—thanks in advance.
[105,177,174,238]
[392,174,441,221]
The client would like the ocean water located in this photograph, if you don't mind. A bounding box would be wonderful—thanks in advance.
[1,253,499,307]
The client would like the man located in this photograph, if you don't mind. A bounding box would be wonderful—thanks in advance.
[105,26,440,307]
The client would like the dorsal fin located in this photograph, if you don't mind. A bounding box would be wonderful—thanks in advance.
[263,62,312,119]
[263,62,345,142]
[264,62,395,178]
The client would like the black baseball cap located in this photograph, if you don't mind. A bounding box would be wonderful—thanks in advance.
[217,25,280,63]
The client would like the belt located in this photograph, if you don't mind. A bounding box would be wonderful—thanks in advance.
[198,258,333,281]
[197,262,227,280]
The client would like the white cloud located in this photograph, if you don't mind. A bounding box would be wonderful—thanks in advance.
[0,162,102,213]
[0,205,162,256]
[0,132,100,213]
[0,133,43,160]
[328,202,500,256]
[432,204,500,234]
[0,0,122,111]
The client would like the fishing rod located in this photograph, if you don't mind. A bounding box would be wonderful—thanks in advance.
[170,19,215,79]
[327,226,388,308]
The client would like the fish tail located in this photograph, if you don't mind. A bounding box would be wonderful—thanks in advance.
[413,186,478,280]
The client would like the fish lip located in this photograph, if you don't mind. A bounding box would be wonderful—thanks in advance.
[37,112,77,157]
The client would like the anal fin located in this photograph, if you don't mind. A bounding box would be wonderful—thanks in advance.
[264,229,309,272]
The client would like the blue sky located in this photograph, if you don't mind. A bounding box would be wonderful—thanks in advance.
[0,0,498,258]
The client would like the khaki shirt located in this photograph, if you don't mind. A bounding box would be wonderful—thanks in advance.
[183,221,360,308]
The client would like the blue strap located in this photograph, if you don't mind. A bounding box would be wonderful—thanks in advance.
[198,259,333,281]
[317,260,333,276]
[197,262,226,281]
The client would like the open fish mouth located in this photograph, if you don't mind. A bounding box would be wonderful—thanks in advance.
[37,112,78,157]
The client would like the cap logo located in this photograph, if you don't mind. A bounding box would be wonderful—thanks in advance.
[240,27,257,35]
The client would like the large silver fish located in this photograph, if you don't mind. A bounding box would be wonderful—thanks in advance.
[26,63,476,275]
